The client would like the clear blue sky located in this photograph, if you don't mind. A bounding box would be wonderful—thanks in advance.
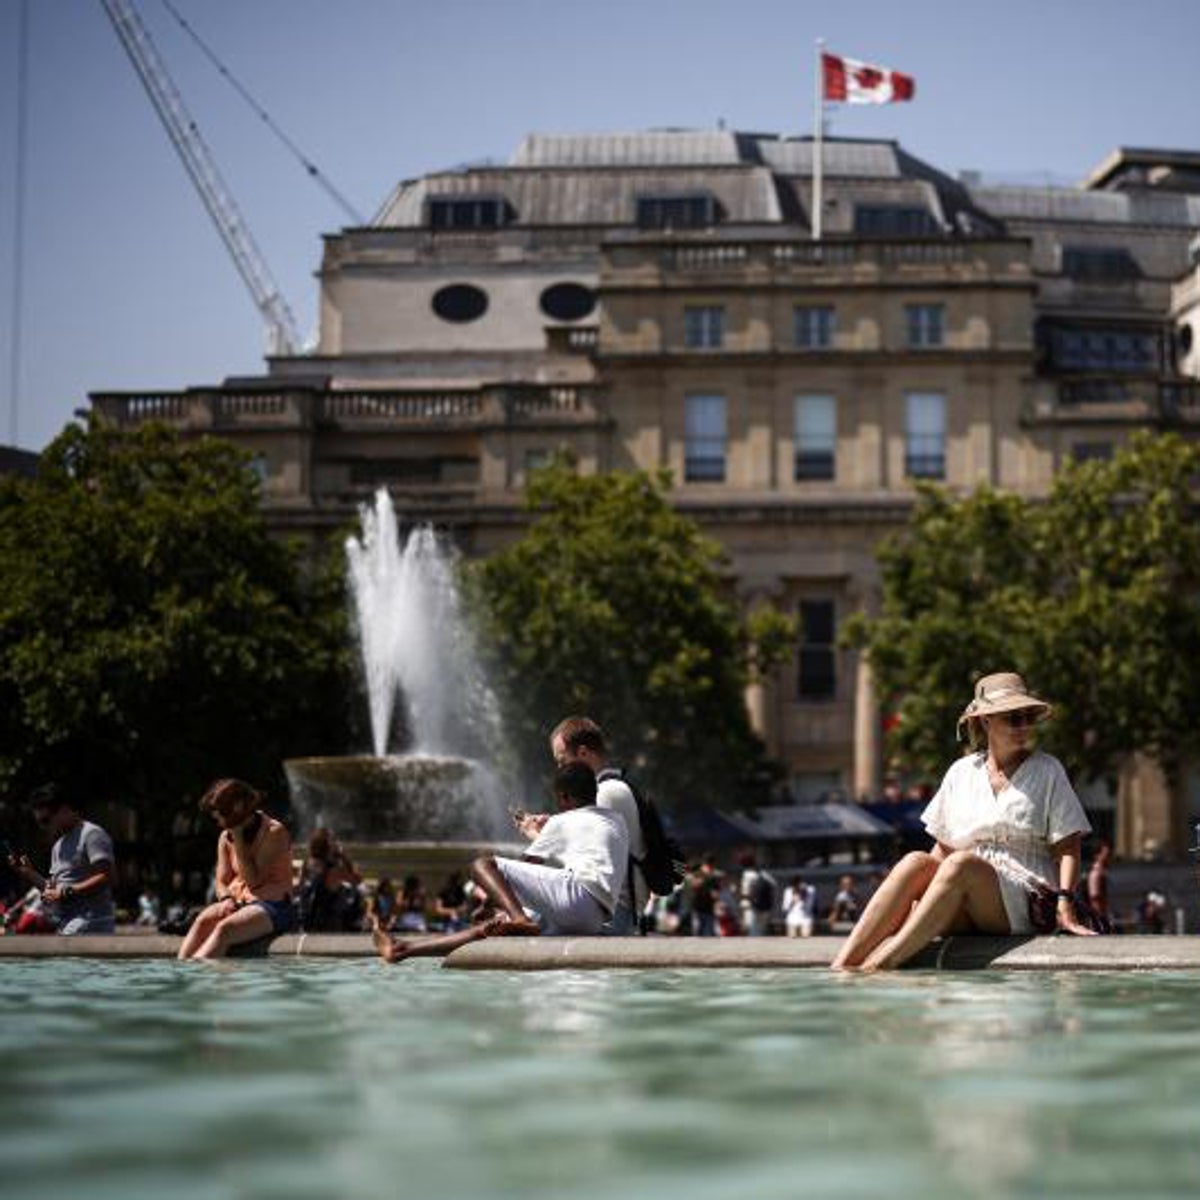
[3,0,1200,451]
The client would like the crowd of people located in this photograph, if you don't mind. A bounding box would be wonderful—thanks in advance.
[3,676,1195,963]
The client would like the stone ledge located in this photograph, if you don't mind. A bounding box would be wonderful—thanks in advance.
[4,933,1200,970]
[444,935,1200,971]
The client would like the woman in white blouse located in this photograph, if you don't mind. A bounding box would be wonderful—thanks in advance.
[832,672,1097,971]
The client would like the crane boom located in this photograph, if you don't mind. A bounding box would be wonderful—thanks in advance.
[100,0,302,356]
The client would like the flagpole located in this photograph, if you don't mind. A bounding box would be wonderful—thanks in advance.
[812,37,824,243]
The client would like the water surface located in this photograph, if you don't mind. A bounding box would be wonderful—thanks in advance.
[0,961,1196,1200]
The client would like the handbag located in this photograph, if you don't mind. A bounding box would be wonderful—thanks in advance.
[1027,881,1111,935]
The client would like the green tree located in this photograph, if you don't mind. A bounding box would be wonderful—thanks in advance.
[465,461,797,810]
[845,433,1200,787]
[0,419,355,882]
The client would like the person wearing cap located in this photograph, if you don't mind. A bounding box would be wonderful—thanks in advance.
[7,784,116,935]
[832,672,1096,971]
[178,779,295,960]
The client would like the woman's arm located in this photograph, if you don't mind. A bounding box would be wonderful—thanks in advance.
[215,835,238,899]
[228,817,270,888]
[1051,832,1097,936]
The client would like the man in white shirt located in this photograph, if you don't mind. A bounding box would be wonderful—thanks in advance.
[372,763,628,962]
[549,716,647,934]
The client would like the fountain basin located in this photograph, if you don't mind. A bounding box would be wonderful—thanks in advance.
[284,754,509,846]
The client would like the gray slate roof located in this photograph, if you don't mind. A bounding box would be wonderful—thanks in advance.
[969,185,1200,227]
[370,129,1200,235]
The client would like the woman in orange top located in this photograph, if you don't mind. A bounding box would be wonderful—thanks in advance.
[178,779,295,960]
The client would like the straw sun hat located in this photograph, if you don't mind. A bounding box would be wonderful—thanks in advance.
[956,672,1052,741]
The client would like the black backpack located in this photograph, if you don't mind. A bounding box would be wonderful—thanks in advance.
[597,767,686,897]
[748,872,775,913]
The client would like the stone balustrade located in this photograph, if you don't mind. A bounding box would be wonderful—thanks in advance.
[91,383,600,431]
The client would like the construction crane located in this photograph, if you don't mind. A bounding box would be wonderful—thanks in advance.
[100,0,302,356]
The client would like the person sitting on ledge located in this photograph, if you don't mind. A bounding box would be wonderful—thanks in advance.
[178,779,295,961]
[372,761,629,963]
[831,671,1096,973]
[8,783,116,935]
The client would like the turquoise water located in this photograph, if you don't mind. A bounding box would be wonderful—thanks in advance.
[0,961,1197,1200]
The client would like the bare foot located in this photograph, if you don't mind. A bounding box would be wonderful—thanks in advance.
[489,912,541,937]
[371,918,410,964]
[858,937,896,973]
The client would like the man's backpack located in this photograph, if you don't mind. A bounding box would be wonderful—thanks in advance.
[596,768,686,897]
[748,872,775,913]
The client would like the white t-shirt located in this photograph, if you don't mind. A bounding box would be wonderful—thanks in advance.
[596,771,648,911]
[526,806,630,914]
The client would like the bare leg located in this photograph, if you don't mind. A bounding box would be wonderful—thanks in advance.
[193,904,274,960]
[372,915,511,963]
[861,852,1010,972]
[831,853,939,970]
[468,856,540,935]
[178,903,227,960]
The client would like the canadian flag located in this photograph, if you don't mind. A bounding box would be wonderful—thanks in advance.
[822,52,915,105]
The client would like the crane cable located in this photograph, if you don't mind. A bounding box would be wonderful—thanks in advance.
[7,0,29,446]
[156,0,366,227]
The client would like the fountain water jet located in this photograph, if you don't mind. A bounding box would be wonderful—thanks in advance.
[285,489,513,874]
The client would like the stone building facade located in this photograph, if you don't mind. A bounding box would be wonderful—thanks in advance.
[91,134,1200,853]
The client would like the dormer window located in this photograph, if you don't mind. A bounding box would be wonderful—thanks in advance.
[636,193,719,230]
[427,196,512,229]
[853,205,941,237]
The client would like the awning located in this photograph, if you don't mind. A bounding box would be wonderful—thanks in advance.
[665,805,749,848]
[861,800,928,836]
[722,803,895,842]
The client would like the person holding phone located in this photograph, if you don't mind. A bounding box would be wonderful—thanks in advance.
[832,672,1096,972]
[178,778,294,960]
[7,784,116,935]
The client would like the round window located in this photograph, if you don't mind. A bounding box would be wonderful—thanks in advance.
[539,282,596,323]
[432,283,488,323]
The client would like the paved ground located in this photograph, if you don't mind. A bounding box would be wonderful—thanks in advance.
[4,932,1200,970]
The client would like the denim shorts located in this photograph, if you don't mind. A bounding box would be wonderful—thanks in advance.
[248,897,295,935]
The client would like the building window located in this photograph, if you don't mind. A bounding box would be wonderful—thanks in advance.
[798,600,836,700]
[1061,246,1142,283]
[793,395,836,481]
[431,283,489,323]
[636,193,719,229]
[1071,442,1113,463]
[427,196,510,229]
[854,205,941,237]
[685,395,727,482]
[906,304,944,348]
[905,393,946,479]
[539,283,596,322]
[1045,324,1158,373]
[794,306,835,349]
[684,306,725,349]
[524,448,551,475]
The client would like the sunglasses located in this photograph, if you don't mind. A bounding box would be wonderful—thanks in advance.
[998,709,1041,729]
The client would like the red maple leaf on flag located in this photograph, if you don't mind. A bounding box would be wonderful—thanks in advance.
[854,67,883,89]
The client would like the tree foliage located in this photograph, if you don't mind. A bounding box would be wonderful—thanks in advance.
[0,420,355,874]
[845,433,1200,785]
[465,461,797,809]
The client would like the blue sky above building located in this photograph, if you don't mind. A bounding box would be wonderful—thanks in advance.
[3,0,1200,450]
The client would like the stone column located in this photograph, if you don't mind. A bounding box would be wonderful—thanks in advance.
[740,579,786,760]
[1117,753,1186,859]
[852,652,881,802]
